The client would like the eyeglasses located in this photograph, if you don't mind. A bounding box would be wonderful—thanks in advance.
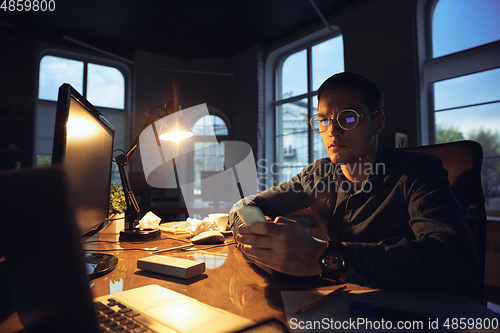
[309,109,379,132]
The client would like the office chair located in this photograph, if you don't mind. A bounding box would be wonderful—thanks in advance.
[401,140,487,294]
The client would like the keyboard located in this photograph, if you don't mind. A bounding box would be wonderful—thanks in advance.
[94,298,157,333]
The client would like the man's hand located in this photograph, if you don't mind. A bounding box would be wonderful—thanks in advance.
[235,216,327,277]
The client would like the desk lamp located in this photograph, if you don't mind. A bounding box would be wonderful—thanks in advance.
[116,101,193,241]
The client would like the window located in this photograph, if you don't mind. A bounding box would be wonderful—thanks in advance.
[39,56,83,101]
[38,55,125,109]
[192,115,229,136]
[36,52,129,184]
[192,115,229,196]
[87,63,125,109]
[419,0,500,213]
[273,34,344,184]
[431,0,500,58]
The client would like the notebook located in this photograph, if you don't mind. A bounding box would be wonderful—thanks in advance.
[0,167,255,332]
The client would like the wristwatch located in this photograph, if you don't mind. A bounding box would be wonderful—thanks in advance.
[318,242,348,281]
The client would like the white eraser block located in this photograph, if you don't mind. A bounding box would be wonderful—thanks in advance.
[137,255,205,279]
[236,206,266,226]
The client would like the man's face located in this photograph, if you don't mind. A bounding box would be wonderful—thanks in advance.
[318,88,384,166]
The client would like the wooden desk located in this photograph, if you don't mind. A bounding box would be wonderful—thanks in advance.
[3,227,497,332]
[0,226,346,333]
[83,230,291,325]
[74,229,500,332]
[82,229,362,325]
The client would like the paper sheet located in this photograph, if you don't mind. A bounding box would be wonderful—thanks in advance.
[281,288,499,332]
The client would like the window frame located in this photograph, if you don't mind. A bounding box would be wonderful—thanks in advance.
[417,0,500,216]
[35,47,132,183]
[37,48,131,109]
[417,0,500,146]
[264,25,343,189]
[192,114,230,137]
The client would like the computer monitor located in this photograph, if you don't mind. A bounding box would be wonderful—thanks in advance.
[53,84,115,235]
[52,83,117,278]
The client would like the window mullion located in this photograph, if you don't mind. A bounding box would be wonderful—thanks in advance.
[83,61,88,98]
[427,40,500,83]
[435,99,500,113]
[272,91,318,106]
[307,46,314,164]
[307,47,313,93]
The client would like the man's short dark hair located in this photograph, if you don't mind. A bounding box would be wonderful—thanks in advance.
[317,72,384,114]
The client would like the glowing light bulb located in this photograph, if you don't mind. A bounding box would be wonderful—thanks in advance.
[159,129,193,142]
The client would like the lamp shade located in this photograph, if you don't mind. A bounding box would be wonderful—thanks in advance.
[156,113,193,142]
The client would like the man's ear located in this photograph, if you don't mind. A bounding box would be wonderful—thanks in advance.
[373,112,385,135]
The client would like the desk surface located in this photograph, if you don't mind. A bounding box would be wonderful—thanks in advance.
[1,227,297,331]
[2,223,498,332]
[83,228,335,325]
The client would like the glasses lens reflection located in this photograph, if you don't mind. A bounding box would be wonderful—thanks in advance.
[310,114,324,132]
[338,110,359,129]
[310,110,361,132]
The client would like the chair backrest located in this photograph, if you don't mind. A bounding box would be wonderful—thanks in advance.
[401,140,486,291]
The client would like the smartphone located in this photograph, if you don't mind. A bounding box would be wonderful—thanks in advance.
[236,206,267,226]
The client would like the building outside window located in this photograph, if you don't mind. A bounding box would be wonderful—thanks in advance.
[272,33,344,185]
[36,52,129,184]
[420,0,500,213]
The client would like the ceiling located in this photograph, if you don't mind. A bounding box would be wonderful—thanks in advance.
[3,0,361,60]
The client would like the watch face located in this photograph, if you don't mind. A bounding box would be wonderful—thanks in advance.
[322,250,346,273]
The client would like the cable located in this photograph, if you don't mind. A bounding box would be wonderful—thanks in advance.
[82,235,191,245]
[83,241,236,253]
[181,242,237,251]
[85,248,154,252]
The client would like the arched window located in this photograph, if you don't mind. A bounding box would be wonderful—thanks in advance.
[192,115,229,136]
[192,114,229,196]
[418,0,500,213]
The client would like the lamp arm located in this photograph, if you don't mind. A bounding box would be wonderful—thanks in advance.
[115,101,181,233]
[115,145,140,230]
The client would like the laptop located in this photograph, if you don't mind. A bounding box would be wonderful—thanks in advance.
[0,167,259,332]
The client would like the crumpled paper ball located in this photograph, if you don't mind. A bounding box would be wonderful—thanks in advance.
[136,211,161,230]
[186,217,222,236]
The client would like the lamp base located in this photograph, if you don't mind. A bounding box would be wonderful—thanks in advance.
[119,228,161,241]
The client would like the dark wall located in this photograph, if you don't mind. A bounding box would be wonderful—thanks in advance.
[0,33,36,170]
[231,45,266,163]
[133,52,234,121]
[132,46,266,172]
[131,51,235,173]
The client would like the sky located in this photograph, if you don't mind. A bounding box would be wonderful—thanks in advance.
[432,0,500,139]
[39,55,125,109]
[281,36,344,98]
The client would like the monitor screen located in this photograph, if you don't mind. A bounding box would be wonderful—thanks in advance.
[52,84,115,235]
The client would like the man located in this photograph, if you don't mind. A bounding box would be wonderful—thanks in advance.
[231,72,481,292]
